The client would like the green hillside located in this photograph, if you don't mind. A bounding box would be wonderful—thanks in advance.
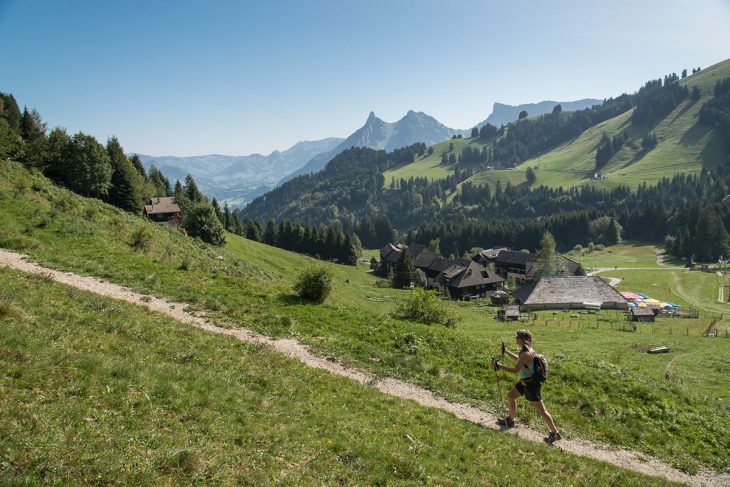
[384,137,479,182]
[385,59,730,192]
[1,159,730,476]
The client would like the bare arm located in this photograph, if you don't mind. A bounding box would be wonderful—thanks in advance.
[498,350,530,374]
[501,342,518,361]
[504,348,518,361]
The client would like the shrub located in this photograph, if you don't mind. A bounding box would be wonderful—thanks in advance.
[183,203,226,246]
[130,226,153,251]
[293,266,334,303]
[394,288,459,327]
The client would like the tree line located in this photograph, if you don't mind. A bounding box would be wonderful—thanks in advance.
[0,91,227,246]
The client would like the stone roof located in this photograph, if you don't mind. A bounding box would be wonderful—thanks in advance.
[144,197,180,215]
[522,276,627,306]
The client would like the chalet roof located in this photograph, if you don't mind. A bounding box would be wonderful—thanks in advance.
[561,256,582,275]
[409,243,427,259]
[511,283,536,303]
[449,261,505,289]
[144,197,180,215]
[496,250,537,266]
[380,243,400,261]
[631,307,655,316]
[413,250,440,269]
[522,276,627,306]
[478,247,509,260]
[428,257,453,272]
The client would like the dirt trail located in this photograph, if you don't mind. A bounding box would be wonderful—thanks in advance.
[0,249,726,487]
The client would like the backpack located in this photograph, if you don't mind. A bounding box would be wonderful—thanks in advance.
[533,354,548,383]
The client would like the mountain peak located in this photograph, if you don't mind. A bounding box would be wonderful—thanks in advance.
[367,111,377,121]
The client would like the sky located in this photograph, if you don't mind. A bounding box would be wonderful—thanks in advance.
[1,0,729,157]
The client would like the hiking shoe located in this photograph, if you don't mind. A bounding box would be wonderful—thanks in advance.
[544,431,562,444]
[497,417,515,428]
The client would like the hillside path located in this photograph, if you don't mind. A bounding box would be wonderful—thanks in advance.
[0,249,726,487]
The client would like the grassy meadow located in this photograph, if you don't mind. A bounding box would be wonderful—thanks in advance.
[1,160,729,474]
[3,267,680,486]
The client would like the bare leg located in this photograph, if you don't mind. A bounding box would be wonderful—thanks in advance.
[507,388,520,419]
[531,400,558,433]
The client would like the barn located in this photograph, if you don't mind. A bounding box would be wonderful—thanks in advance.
[514,276,629,311]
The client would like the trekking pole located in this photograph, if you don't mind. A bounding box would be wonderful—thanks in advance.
[493,360,505,413]
[492,343,507,414]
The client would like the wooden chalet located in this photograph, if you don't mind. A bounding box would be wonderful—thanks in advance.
[143,197,181,226]
[435,259,504,300]
[494,250,537,282]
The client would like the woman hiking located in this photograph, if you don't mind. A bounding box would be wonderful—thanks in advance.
[492,329,562,444]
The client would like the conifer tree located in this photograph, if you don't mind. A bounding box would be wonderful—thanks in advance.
[392,247,415,288]
[263,219,277,245]
[222,202,232,231]
[211,198,223,224]
[184,174,205,203]
[19,108,46,168]
[105,137,143,213]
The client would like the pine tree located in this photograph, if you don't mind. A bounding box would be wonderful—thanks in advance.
[392,248,415,289]
[19,108,46,169]
[222,202,232,231]
[184,174,205,203]
[263,219,277,245]
[525,167,536,185]
[605,217,622,245]
[246,220,262,242]
[105,137,143,213]
[470,127,479,138]
[211,198,223,224]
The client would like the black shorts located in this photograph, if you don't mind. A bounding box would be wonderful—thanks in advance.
[516,380,542,402]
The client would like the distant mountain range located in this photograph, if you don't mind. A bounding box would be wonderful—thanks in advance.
[138,98,600,207]
[479,99,601,128]
[281,110,460,183]
[136,137,342,207]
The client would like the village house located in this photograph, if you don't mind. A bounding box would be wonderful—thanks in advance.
[437,260,505,300]
[494,250,537,281]
[143,196,181,226]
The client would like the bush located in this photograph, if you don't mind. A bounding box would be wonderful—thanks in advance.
[394,288,459,327]
[183,203,226,246]
[293,266,334,303]
[130,226,153,251]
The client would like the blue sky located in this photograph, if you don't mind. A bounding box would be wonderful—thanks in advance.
[1,0,729,156]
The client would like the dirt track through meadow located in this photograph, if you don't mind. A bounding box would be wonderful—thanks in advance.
[1,249,726,487]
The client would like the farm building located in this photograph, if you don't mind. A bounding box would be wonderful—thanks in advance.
[630,307,656,322]
[436,260,505,300]
[143,197,181,226]
[514,276,629,311]
[498,305,521,321]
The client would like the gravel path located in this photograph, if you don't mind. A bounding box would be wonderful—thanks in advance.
[1,249,725,487]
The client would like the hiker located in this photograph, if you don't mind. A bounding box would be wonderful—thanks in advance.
[492,329,562,444]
